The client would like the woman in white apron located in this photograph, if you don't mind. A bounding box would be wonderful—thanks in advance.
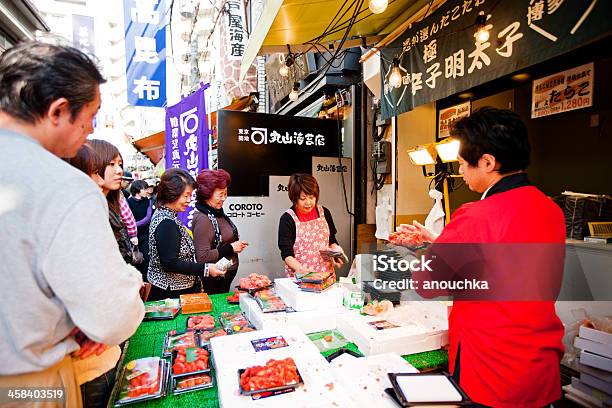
[277,173,346,278]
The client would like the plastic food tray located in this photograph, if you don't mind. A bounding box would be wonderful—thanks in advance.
[237,366,304,396]
[163,330,200,357]
[170,346,213,380]
[113,358,169,406]
[171,372,215,395]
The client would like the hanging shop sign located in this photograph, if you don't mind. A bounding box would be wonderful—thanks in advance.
[72,15,95,56]
[531,62,593,118]
[217,111,340,196]
[438,101,471,138]
[380,0,612,120]
[165,84,210,228]
[123,0,167,107]
[225,0,248,60]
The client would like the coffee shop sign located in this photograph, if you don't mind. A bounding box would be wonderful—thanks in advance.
[237,127,326,146]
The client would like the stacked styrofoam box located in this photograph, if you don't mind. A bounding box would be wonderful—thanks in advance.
[564,326,612,407]
[274,278,343,311]
[239,294,346,333]
[336,302,448,356]
[210,326,353,408]
[329,353,418,408]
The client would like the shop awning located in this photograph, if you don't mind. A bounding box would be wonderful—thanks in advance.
[240,0,435,81]
[132,95,256,165]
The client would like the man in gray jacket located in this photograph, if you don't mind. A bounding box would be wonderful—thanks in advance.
[0,42,144,407]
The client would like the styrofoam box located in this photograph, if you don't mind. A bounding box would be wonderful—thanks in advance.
[580,326,612,346]
[581,350,612,372]
[330,353,418,408]
[210,326,354,408]
[575,336,612,359]
[336,302,449,356]
[274,278,343,312]
[239,294,347,333]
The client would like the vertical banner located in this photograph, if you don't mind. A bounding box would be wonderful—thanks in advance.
[124,0,166,107]
[531,62,593,118]
[165,85,210,228]
[225,0,248,60]
[72,15,95,56]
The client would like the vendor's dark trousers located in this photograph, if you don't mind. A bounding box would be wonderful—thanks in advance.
[203,268,237,294]
[80,367,115,408]
[147,283,199,301]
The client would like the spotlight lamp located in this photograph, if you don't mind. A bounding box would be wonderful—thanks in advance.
[289,82,300,101]
[369,0,388,14]
[435,138,461,163]
[407,144,436,166]
[474,12,490,43]
[388,58,403,89]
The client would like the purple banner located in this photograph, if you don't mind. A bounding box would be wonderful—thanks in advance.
[165,84,210,228]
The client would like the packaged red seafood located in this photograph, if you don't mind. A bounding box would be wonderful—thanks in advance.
[218,312,254,334]
[239,273,272,293]
[227,291,243,304]
[172,373,214,394]
[253,288,287,313]
[297,271,336,292]
[238,358,303,395]
[171,347,210,378]
[186,314,216,331]
[114,357,167,405]
[198,329,227,345]
[388,225,426,248]
[163,330,198,357]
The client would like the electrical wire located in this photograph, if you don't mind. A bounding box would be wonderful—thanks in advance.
[335,114,355,217]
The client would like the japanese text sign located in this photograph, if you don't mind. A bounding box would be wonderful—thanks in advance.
[380,0,611,119]
[72,15,95,56]
[438,101,471,138]
[225,0,248,60]
[124,0,167,107]
[531,62,593,118]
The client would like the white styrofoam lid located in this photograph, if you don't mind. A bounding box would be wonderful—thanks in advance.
[396,375,462,402]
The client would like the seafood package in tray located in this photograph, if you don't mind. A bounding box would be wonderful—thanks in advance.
[218,312,255,334]
[113,357,168,406]
[171,346,212,378]
[186,314,216,331]
[238,357,304,396]
[297,271,336,293]
[143,299,180,320]
[172,373,214,395]
[163,330,200,357]
[253,288,287,313]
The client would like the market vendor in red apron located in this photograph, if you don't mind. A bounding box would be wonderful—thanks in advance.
[278,173,346,278]
[409,107,565,408]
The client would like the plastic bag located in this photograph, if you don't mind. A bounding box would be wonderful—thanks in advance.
[424,189,445,236]
[375,196,393,240]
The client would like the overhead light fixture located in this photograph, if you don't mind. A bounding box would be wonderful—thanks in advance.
[289,82,300,101]
[435,138,461,163]
[458,92,474,99]
[388,58,403,89]
[474,12,490,43]
[369,0,388,14]
[511,72,531,82]
[279,50,294,77]
[407,144,436,166]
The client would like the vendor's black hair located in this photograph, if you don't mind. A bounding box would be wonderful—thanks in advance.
[450,107,530,173]
[130,180,149,196]
[157,168,196,206]
[0,41,105,124]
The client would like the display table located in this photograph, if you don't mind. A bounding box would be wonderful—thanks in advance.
[120,293,448,407]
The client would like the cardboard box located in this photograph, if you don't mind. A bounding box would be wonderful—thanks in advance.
[563,384,604,408]
[572,377,612,406]
[576,358,612,383]
[179,293,212,314]
[581,350,612,372]
[239,294,345,333]
[575,337,612,359]
[579,326,612,346]
[581,372,612,395]
[210,326,353,408]
[275,278,343,311]
[336,302,448,357]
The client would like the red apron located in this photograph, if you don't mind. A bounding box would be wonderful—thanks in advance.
[431,186,565,408]
[284,205,335,278]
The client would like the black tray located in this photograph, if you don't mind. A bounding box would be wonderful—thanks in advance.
[172,372,215,395]
[170,347,212,380]
[238,366,304,396]
[113,359,169,406]
[387,372,471,407]
[325,347,363,362]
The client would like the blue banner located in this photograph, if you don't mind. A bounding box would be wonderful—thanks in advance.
[165,84,210,228]
[124,0,166,107]
[72,15,95,56]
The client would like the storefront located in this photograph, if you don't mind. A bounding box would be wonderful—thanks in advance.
[0,1,48,53]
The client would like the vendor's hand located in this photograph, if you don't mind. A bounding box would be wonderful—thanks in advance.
[231,241,248,254]
[331,257,345,269]
[130,237,138,246]
[208,264,226,278]
[69,328,108,360]
[407,220,440,242]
